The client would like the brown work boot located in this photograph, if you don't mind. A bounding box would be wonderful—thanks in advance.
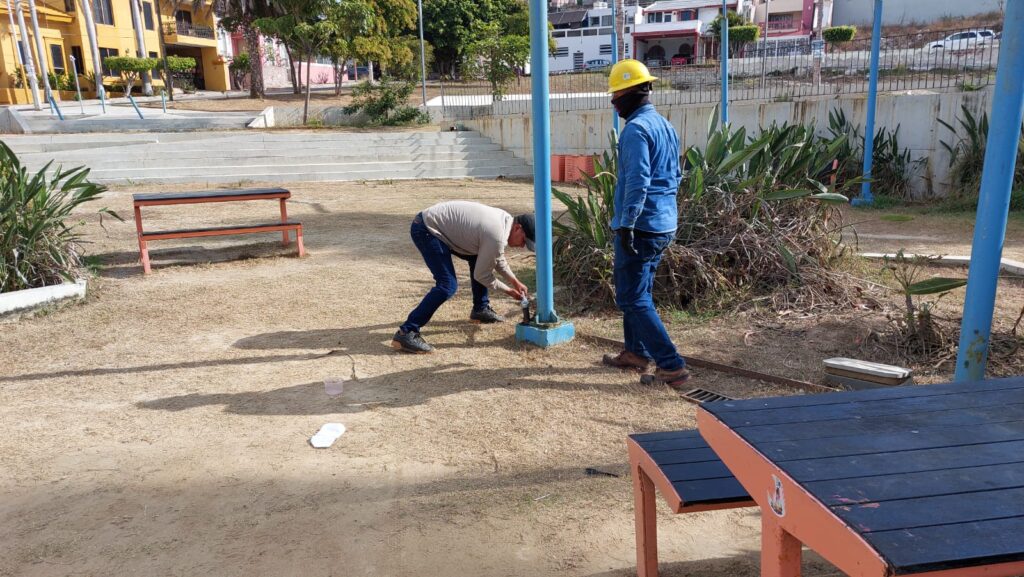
[602,350,653,372]
[641,367,691,389]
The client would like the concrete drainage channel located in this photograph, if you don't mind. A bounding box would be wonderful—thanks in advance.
[0,280,87,319]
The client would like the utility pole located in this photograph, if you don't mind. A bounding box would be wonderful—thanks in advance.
[417,0,427,107]
[812,0,824,85]
[611,0,619,132]
[78,0,106,107]
[760,0,770,88]
[720,0,728,124]
[130,0,153,95]
[26,0,54,105]
[13,0,40,109]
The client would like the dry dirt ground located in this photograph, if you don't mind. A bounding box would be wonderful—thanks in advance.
[1,179,1022,577]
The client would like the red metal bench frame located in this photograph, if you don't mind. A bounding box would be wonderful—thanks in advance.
[133,189,305,274]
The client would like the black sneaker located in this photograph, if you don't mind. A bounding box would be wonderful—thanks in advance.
[391,329,434,354]
[470,306,505,324]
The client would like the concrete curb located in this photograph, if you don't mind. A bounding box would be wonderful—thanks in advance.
[247,106,275,128]
[860,253,1024,276]
[0,279,87,317]
[0,107,32,134]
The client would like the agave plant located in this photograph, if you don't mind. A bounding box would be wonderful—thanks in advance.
[940,105,1024,208]
[0,140,119,293]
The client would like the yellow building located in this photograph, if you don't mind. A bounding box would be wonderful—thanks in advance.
[0,0,229,104]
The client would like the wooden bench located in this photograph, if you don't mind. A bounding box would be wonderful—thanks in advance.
[628,430,756,577]
[132,188,305,274]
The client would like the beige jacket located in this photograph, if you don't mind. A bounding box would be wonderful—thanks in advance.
[421,201,516,293]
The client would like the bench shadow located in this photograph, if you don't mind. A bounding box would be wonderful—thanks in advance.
[91,242,304,279]
[135,362,617,416]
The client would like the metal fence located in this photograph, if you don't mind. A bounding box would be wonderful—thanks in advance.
[439,27,999,119]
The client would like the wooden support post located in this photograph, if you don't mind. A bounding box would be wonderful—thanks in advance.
[134,205,151,274]
[761,512,801,577]
[279,198,290,245]
[633,464,659,577]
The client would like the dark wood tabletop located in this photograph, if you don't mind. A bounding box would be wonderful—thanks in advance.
[699,376,1024,576]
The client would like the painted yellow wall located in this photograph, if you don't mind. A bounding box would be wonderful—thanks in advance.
[0,0,228,101]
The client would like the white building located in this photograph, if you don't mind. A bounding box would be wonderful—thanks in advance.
[631,0,754,66]
[549,3,640,73]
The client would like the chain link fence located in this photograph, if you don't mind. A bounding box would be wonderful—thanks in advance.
[439,27,999,120]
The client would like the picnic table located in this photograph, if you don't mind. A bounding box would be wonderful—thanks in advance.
[697,376,1024,577]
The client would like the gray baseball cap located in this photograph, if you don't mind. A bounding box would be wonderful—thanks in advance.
[515,213,536,252]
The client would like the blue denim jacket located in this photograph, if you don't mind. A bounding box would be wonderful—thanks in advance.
[611,103,681,234]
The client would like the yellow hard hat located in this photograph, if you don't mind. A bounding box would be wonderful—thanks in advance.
[607,59,658,94]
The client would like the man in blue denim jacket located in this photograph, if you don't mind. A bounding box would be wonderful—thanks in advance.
[601,59,689,387]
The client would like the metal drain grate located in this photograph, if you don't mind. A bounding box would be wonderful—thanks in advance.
[680,388,734,404]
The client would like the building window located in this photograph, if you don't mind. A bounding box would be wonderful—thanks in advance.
[70,46,84,73]
[50,44,65,74]
[175,10,192,24]
[589,16,600,27]
[143,2,154,30]
[768,13,795,30]
[646,12,666,24]
[93,0,113,25]
[664,13,672,22]
[64,0,74,12]
[624,26,630,33]
[553,30,566,38]
[601,15,612,26]
[566,30,581,37]
[583,28,598,36]
[679,10,694,21]
[555,47,569,57]
[599,44,612,55]
[99,47,118,75]
[16,40,29,66]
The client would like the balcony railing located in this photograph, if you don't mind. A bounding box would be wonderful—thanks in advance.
[767,21,797,31]
[164,21,215,39]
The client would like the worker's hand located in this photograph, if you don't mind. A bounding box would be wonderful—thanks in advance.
[618,228,637,256]
[504,287,527,300]
[513,280,529,299]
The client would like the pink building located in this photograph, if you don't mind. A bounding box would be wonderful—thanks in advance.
[229,31,343,89]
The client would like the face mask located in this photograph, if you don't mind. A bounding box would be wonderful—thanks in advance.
[611,90,650,119]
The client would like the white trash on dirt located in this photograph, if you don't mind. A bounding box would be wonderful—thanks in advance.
[310,423,346,448]
[324,377,345,396]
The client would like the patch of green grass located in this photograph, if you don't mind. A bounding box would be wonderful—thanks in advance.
[82,255,103,276]
[880,214,915,222]
[515,266,537,294]
[665,308,719,325]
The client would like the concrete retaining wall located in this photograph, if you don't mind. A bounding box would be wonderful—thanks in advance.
[462,87,994,198]
[833,0,1003,26]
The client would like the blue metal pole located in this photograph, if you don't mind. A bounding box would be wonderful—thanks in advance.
[954,0,1024,382]
[127,94,144,119]
[720,0,728,124]
[853,0,882,206]
[530,0,556,324]
[48,95,64,121]
[612,0,620,133]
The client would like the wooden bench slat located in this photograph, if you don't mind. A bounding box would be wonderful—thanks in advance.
[836,486,1024,534]
[865,516,1024,575]
[142,221,299,239]
[671,477,752,506]
[629,430,752,507]
[133,188,290,202]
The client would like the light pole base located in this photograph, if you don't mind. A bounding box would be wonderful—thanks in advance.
[515,321,575,348]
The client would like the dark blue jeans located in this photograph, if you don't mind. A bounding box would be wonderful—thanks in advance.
[400,215,490,333]
[613,231,685,371]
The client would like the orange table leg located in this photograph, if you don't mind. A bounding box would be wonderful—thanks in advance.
[134,205,152,274]
[633,463,660,577]
[296,225,306,257]
[762,510,802,577]
[279,198,291,245]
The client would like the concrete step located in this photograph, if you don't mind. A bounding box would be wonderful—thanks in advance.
[10,137,498,157]
[24,149,518,170]
[91,164,534,185]
[22,118,256,133]
[86,157,530,179]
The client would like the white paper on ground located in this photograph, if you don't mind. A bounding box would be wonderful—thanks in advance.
[310,423,346,448]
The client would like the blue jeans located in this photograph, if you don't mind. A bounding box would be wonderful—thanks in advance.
[614,231,685,371]
[400,215,490,333]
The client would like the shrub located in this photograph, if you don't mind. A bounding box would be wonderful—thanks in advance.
[728,25,761,44]
[823,26,857,46]
[553,118,861,312]
[229,52,250,89]
[939,104,1024,210]
[828,108,924,201]
[163,55,196,94]
[0,141,119,293]
[103,56,159,96]
[343,78,429,126]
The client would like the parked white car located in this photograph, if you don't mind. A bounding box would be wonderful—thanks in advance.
[928,30,993,51]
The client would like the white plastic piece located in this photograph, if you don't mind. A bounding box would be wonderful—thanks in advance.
[310,423,346,448]
[824,358,912,380]
[324,377,344,396]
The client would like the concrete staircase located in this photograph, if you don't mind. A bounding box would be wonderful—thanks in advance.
[3,130,533,185]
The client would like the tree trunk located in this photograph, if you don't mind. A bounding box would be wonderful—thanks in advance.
[284,43,299,94]
[368,60,374,83]
[130,0,152,95]
[155,1,173,100]
[303,52,312,124]
[333,61,342,95]
[244,23,264,99]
